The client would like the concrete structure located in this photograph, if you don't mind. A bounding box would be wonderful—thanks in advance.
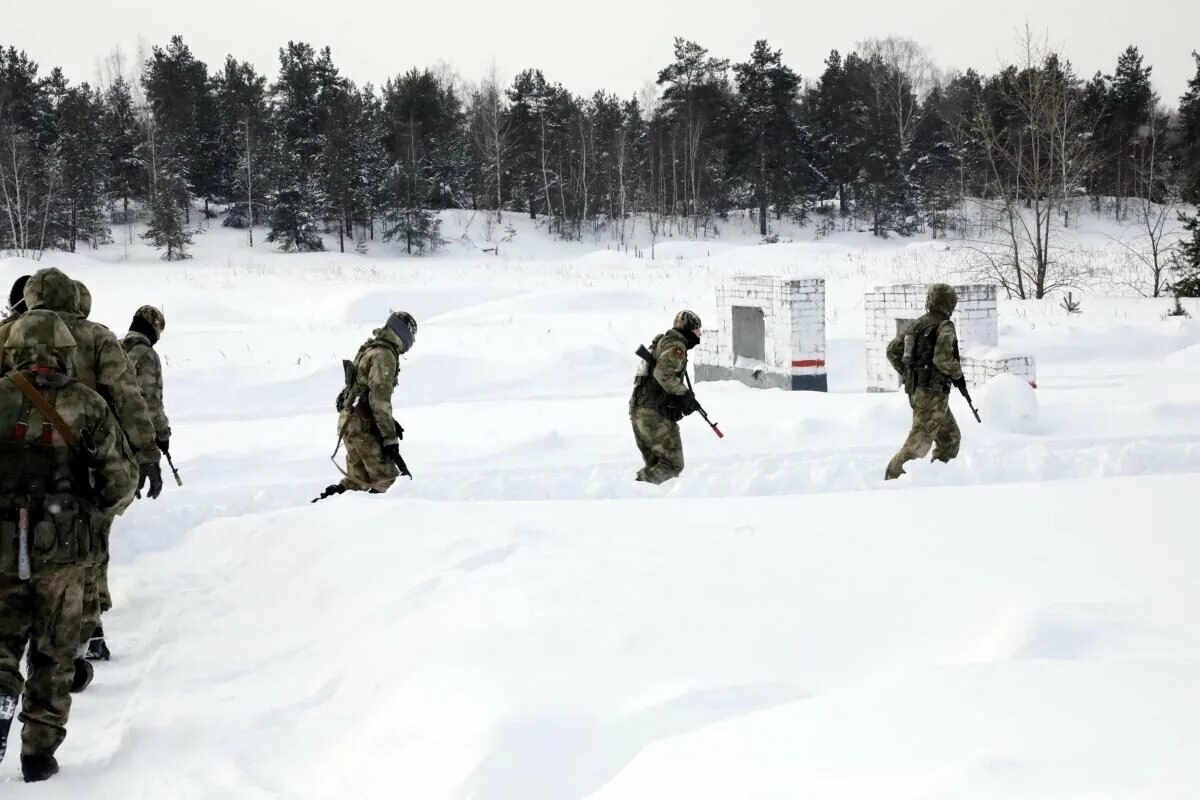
[695,275,827,391]
[864,283,1036,392]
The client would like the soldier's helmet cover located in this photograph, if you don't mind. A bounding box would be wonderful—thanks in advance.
[385,311,417,353]
[673,309,703,333]
[134,305,167,336]
[926,284,958,317]
[4,309,77,372]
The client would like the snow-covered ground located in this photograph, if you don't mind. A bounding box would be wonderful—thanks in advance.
[2,212,1199,797]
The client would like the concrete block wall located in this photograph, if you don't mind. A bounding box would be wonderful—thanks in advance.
[962,355,1038,388]
[865,283,1034,391]
[695,275,827,391]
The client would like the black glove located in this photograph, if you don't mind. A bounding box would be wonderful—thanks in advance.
[952,376,968,393]
[383,443,401,464]
[679,390,699,416]
[157,437,170,456]
[138,462,164,500]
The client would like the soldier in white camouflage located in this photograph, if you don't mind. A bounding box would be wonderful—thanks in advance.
[0,310,138,782]
[319,311,417,498]
[630,310,702,484]
[884,284,965,480]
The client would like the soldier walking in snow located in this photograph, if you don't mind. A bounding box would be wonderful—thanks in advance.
[0,311,138,782]
[316,311,417,500]
[630,310,703,485]
[884,284,966,480]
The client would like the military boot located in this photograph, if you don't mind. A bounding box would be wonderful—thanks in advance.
[70,658,94,693]
[85,625,111,661]
[21,753,59,782]
[0,693,16,764]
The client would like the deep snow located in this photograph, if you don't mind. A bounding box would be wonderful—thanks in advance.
[1,211,1198,798]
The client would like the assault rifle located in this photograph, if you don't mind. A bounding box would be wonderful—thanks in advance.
[635,345,724,438]
[956,380,982,424]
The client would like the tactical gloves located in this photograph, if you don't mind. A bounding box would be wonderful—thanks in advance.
[952,377,968,393]
[157,437,170,456]
[383,443,401,463]
[138,462,164,499]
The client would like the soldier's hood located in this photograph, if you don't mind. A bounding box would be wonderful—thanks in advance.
[926,284,958,317]
[3,308,76,372]
[24,267,79,313]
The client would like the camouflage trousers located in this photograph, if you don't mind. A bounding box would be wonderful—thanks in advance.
[631,408,684,485]
[0,565,85,758]
[79,515,113,645]
[885,388,962,479]
[338,414,398,493]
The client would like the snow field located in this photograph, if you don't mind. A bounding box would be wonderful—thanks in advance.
[0,212,1199,796]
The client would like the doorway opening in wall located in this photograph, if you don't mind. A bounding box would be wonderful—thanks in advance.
[732,306,766,364]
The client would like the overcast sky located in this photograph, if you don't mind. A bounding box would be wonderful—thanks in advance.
[2,0,1197,104]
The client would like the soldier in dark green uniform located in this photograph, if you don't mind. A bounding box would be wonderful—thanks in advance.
[884,284,965,480]
[630,310,702,485]
[0,310,138,782]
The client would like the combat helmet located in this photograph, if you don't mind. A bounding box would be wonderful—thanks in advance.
[385,310,417,353]
[673,309,702,333]
[926,284,958,317]
[6,275,30,318]
[4,309,77,372]
[131,305,166,343]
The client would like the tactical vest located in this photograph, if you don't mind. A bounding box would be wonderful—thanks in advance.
[903,314,956,394]
[0,377,97,575]
[631,333,685,416]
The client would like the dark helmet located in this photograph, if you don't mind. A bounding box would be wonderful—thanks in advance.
[673,309,702,333]
[385,310,417,353]
[133,305,166,336]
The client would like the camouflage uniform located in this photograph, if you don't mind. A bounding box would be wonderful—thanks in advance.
[336,314,415,493]
[20,269,156,655]
[72,281,91,319]
[884,284,964,480]
[630,311,702,485]
[0,311,138,776]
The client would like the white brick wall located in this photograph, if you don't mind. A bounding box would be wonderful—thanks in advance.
[865,283,1035,391]
[696,275,827,389]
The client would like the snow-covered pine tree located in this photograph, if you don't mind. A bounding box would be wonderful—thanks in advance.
[265,137,326,252]
[142,132,193,260]
[52,84,111,250]
[100,77,146,231]
[910,85,963,237]
[141,36,212,222]
[732,40,803,237]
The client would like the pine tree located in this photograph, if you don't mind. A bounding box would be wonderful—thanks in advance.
[1176,52,1200,204]
[265,136,325,252]
[807,51,860,216]
[1103,46,1156,218]
[212,56,267,222]
[100,77,146,228]
[910,86,962,237]
[141,36,212,220]
[52,84,110,250]
[1172,210,1200,296]
[141,130,193,260]
[732,40,803,236]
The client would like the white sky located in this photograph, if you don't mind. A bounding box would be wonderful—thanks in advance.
[2,0,1197,104]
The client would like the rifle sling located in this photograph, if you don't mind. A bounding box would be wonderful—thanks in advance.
[6,371,77,447]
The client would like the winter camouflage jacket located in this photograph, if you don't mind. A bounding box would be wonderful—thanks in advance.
[340,326,403,446]
[630,327,693,414]
[122,331,171,442]
[17,268,161,465]
[0,312,139,572]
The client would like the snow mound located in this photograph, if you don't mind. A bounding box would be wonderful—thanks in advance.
[978,373,1041,434]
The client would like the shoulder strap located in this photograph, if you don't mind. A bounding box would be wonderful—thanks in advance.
[6,371,77,446]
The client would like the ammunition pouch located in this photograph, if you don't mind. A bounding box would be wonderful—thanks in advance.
[0,441,97,574]
[32,493,96,569]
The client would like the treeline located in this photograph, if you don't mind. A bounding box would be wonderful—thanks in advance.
[0,33,1198,292]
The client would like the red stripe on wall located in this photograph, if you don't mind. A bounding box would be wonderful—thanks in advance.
[791,359,826,368]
